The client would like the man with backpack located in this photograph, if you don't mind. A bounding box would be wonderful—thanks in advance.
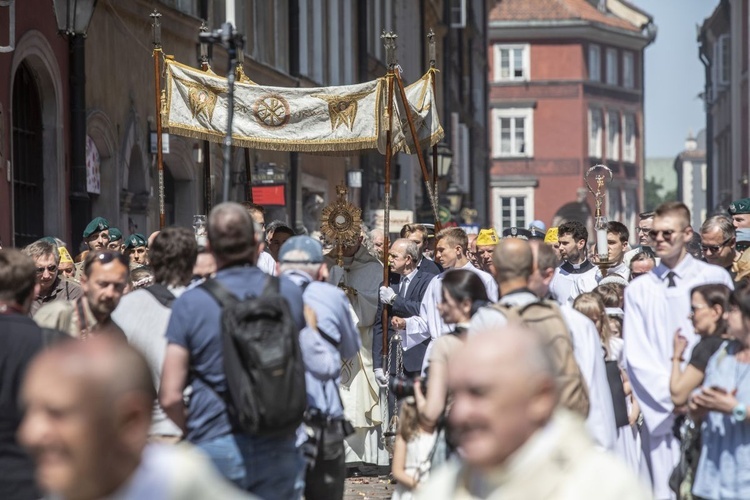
[470,238,619,450]
[277,235,361,500]
[112,227,198,443]
[160,202,306,499]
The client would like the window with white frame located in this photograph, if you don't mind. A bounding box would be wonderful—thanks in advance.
[588,108,603,158]
[715,34,731,86]
[492,108,533,158]
[607,111,620,160]
[623,114,636,162]
[493,44,529,82]
[589,44,601,82]
[623,51,634,88]
[493,187,535,233]
[606,48,618,85]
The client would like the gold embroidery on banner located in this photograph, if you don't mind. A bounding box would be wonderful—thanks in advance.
[173,75,226,123]
[253,94,291,128]
[312,90,374,131]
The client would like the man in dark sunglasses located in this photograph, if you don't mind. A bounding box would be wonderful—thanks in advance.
[623,202,735,499]
[22,239,82,316]
[700,215,738,278]
[35,250,129,340]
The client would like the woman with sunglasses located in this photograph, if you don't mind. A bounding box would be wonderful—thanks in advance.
[689,283,750,499]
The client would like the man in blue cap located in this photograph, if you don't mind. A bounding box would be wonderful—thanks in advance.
[277,235,361,500]
[82,217,110,252]
[124,234,149,267]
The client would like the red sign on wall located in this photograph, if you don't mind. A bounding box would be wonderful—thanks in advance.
[251,185,286,206]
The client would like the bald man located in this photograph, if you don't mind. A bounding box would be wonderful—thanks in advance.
[417,327,649,499]
[19,337,249,500]
[469,238,591,418]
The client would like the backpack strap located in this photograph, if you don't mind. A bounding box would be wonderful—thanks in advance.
[200,278,240,308]
[261,275,280,297]
[145,283,177,308]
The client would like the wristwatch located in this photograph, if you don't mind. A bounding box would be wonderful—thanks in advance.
[732,403,747,422]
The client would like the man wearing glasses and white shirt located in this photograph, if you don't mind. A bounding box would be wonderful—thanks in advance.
[624,202,734,500]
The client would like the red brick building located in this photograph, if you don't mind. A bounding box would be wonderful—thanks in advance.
[487,0,655,239]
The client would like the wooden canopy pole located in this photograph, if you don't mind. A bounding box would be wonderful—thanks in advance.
[151,11,166,229]
[199,21,213,214]
[428,29,440,228]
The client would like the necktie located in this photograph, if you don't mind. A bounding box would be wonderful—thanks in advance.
[399,277,409,297]
[666,271,677,288]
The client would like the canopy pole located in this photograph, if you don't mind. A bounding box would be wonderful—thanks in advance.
[428,29,440,228]
[393,71,441,231]
[381,31,397,369]
[199,21,212,214]
[151,10,166,229]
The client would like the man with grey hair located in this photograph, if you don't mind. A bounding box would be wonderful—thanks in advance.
[374,238,437,385]
[417,326,649,499]
[700,214,738,276]
[277,236,360,500]
[368,228,385,262]
[23,239,82,316]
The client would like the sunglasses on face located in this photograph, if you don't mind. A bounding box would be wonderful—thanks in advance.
[700,236,733,254]
[648,228,684,241]
[35,264,57,275]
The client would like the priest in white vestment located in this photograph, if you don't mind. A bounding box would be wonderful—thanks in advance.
[624,202,733,499]
[549,220,595,305]
[326,239,389,467]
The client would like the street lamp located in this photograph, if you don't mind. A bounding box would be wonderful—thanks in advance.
[445,182,463,214]
[429,142,453,178]
[52,0,98,252]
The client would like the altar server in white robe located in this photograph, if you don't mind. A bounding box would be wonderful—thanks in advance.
[624,202,734,500]
[569,221,631,303]
[326,238,389,467]
[549,220,595,305]
[402,227,498,362]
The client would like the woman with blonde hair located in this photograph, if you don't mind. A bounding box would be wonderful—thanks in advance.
[391,398,436,499]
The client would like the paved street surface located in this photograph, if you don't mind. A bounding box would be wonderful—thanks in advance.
[344,465,393,499]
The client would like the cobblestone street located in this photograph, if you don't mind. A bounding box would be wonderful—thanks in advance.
[344,476,393,499]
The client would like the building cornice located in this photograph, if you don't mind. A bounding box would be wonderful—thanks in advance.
[489,21,654,50]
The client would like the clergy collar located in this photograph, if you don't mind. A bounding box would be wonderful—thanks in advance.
[560,259,594,275]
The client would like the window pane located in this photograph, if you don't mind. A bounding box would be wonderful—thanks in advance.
[513,49,523,78]
[500,50,510,79]
[500,118,511,153]
[514,118,525,154]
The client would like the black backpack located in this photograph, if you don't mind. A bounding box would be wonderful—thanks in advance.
[201,276,307,436]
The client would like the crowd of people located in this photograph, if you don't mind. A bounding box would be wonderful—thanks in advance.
[2,197,750,499]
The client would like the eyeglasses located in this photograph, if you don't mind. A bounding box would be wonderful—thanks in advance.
[636,227,651,233]
[35,264,58,275]
[700,236,733,254]
[648,229,685,241]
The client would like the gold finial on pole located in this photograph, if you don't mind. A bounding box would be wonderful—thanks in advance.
[427,28,436,68]
[199,21,209,69]
[150,10,162,49]
[381,30,398,69]
[585,164,614,274]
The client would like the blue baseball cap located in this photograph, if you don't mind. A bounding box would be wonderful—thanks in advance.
[278,236,324,263]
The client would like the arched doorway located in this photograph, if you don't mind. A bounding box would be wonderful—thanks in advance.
[12,62,44,246]
[125,145,148,235]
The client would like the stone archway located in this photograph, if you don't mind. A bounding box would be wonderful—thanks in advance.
[163,136,199,227]
[10,30,65,244]
[119,111,150,236]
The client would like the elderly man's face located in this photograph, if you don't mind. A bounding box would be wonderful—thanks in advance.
[372,233,384,257]
[86,230,109,251]
[476,245,495,270]
[701,227,735,268]
[81,259,128,320]
[34,253,59,295]
[58,263,75,281]
[19,357,116,499]
[448,339,547,470]
[388,242,411,275]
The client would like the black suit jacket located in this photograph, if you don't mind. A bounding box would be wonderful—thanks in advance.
[418,257,442,276]
[372,265,437,373]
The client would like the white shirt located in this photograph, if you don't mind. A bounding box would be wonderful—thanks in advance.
[403,261,498,350]
[398,268,418,297]
[550,260,595,306]
[569,261,630,304]
[257,251,277,276]
[470,291,617,451]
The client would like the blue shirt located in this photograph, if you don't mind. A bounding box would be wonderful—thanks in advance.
[693,340,750,499]
[284,270,360,418]
[165,266,305,443]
